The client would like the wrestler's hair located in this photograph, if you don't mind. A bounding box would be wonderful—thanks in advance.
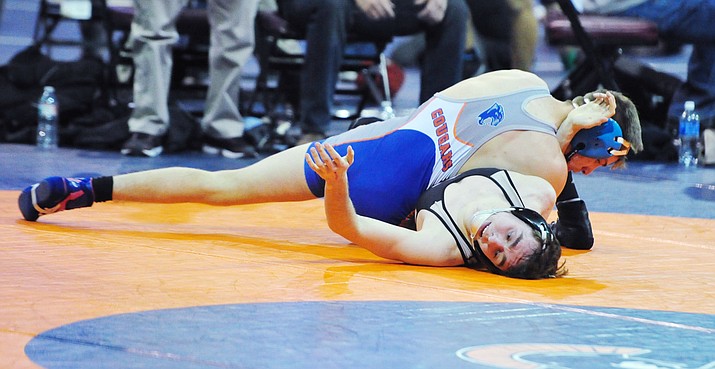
[501,228,568,279]
[573,89,643,169]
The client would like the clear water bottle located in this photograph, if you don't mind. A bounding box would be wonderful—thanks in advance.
[37,86,59,149]
[677,101,700,167]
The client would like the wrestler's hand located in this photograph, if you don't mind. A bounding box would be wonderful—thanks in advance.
[415,0,447,25]
[356,0,395,20]
[305,143,355,183]
[559,91,617,153]
[565,91,616,131]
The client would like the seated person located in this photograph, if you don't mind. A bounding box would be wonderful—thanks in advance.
[581,0,715,129]
[390,0,538,76]
[276,0,469,143]
[466,0,538,71]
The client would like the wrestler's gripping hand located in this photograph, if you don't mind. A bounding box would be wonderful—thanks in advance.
[567,91,617,131]
[558,91,617,153]
[305,143,355,183]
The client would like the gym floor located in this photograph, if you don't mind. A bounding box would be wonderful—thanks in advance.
[1,1,714,369]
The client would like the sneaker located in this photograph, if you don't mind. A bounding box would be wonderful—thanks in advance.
[18,177,94,221]
[202,135,257,159]
[121,132,164,157]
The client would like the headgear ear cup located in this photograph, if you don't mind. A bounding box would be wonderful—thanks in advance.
[570,119,631,159]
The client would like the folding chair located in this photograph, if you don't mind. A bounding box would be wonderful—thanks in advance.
[247,10,394,123]
[32,0,124,104]
[33,0,111,54]
[544,0,660,100]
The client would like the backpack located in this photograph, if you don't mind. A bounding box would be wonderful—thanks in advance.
[0,46,104,144]
[63,99,201,153]
[0,46,200,152]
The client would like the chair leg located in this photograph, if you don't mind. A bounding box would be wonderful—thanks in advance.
[554,0,619,92]
[356,50,394,119]
[551,58,603,100]
[33,0,61,50]
[96,0,121,106]
[251,11,395,122]
[376,51,394,119]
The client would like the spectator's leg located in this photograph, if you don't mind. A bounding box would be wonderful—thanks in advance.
[202,0,260,139]
[128,0,188,137]
[508,0,537,71]
[419,0,468,102]
[618,0,715,125]
[279,0,351,137]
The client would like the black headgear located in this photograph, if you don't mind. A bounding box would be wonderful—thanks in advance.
[470,207,554,275]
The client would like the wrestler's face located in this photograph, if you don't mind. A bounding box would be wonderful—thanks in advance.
[567,153,618,175]
[474,212,540,271]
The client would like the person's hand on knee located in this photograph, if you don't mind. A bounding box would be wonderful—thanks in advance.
[416,0,447,25]
[356,0,395,20]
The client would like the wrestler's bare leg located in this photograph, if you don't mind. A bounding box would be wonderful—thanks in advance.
[114,144,317,205]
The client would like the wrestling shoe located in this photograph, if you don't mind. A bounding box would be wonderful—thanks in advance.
[121,132,164,157]
[18,177,94,221]
[202,135,257,159]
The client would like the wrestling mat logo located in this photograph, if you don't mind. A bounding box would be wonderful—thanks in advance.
[477,102,505,126]
[456,343,714,369]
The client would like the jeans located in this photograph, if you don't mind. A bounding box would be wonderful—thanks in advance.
[279,0,468,135]
[618,0,715,121]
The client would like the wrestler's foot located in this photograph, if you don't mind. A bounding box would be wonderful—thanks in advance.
[18,177,95,221]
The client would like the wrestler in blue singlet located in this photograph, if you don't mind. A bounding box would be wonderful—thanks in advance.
[303,88,557,225]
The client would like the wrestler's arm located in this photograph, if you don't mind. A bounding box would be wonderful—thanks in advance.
[305,143,461,267]
[557,91,616,153]
[551,172,594,250]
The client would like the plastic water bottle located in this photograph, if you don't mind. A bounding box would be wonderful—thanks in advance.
[677,101,700,167]
[37,86,59,149]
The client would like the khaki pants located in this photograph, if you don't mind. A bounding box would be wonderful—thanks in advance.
[704,129,715,165]
[128,0,259,138]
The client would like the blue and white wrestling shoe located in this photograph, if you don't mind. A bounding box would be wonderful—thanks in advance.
[18,177,94,221]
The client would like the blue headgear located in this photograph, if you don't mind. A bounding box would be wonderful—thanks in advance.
[567,118,631,160]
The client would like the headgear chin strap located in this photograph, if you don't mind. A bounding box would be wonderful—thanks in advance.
[567,118,631,160]
[470,207,554,275]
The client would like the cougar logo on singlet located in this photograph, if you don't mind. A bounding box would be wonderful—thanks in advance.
[477,102,505,126]
[431,108,453,172]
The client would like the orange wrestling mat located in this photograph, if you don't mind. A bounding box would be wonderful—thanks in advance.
[1,190,714,368]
